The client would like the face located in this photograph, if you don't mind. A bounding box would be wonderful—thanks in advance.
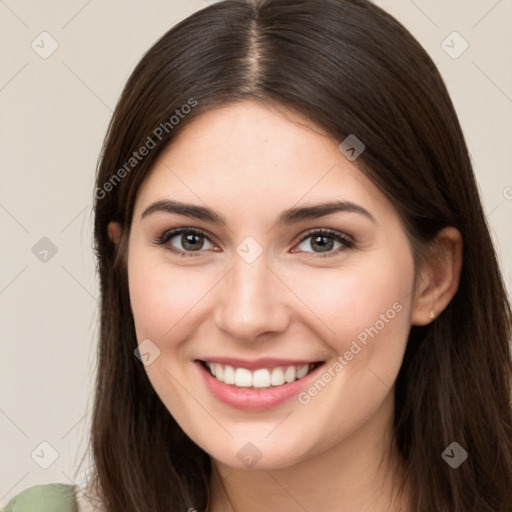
[126,101,417,470]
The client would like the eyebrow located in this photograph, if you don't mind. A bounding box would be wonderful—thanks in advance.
[140,199,376,225]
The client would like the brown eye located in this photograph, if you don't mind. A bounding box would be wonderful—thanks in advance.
[155,228,215,256]
[294,229,354,257]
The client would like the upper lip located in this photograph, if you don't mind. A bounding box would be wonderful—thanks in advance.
[197,357,323,371]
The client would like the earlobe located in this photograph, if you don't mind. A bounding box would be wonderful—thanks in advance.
[411,227,463,326]
[107,222,123,245]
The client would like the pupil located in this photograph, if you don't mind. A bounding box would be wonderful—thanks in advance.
[180,233,334,253]
[183,233,202,251]
[313,235,333,252]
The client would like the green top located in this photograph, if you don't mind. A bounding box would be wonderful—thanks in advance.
[1,484,78,512]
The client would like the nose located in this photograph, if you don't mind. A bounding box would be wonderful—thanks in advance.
[214,253,290,343]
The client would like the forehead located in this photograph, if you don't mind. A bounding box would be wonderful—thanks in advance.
[133,101,396,223]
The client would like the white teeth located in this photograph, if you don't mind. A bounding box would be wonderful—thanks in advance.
[204,362,315,389]
[296,364,309,379]
[284,366,296,383]
[252,369,271,388]
[234,368,252,387]
[214,363,224,381]
[270,367,285,386]
[223,365,235,385]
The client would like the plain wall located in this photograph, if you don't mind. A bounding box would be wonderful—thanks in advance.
[1,0,511,505]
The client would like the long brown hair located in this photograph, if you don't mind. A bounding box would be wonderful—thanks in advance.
[88,0,512,510]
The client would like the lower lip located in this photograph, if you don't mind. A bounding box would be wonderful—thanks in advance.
[196,361,324,411]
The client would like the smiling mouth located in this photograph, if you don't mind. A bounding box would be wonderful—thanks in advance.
[198,360,324,389]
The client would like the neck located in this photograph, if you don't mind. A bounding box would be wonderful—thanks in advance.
[208,393,411,512]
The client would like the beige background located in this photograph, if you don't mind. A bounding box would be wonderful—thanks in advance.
[1,0,511,505]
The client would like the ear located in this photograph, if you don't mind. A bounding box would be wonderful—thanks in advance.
[411,226,463,326]
[107,221,122,245]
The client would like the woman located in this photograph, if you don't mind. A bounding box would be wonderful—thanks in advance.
[4,0,511,510]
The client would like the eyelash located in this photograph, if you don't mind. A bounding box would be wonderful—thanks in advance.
[153,227,355,258]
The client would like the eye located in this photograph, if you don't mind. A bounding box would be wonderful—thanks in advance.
[154,228,216,256]
[154,227,354,258]
[293,229,354,257]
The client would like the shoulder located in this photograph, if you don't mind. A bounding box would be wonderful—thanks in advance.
[2,484,78,512]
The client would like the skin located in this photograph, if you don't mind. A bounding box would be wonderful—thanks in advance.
[109,101,462,511]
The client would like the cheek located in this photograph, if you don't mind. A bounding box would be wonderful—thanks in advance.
[287,251,414,367]
[126,247,208,425]
[127,246,215,346]
[286,252,414,449]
